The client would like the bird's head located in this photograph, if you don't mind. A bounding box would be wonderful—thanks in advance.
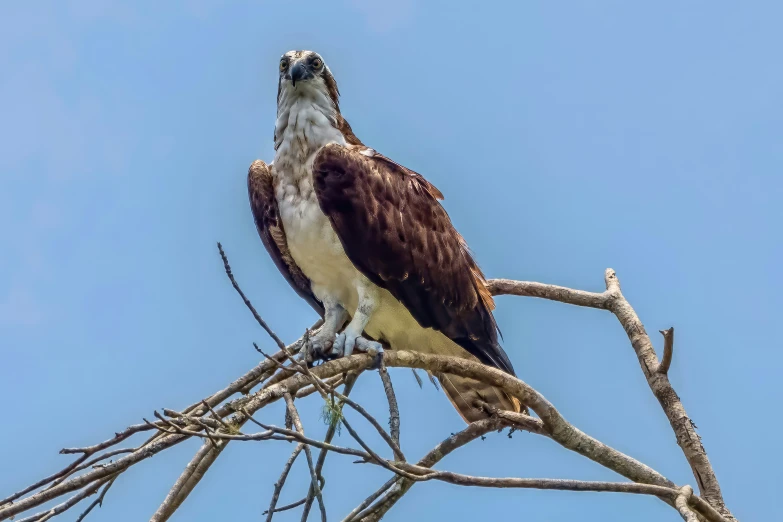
[277,50,340,109]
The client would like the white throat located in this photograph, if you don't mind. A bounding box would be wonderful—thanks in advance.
[273,83,345,183]
[271,81,354,305]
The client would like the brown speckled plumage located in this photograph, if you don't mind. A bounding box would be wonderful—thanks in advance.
[251,50,521,422]
[247,160,323,315]
[312,144,511,375]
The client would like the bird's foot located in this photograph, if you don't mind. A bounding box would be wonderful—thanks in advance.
[304,327,340,365]
[331,332,383,359]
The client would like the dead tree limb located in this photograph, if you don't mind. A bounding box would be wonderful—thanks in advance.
[488,271,733,520]
[377,361,401,452]
[1,257,736,522]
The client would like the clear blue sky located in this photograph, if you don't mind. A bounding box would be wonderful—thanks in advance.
[1,2,779,521]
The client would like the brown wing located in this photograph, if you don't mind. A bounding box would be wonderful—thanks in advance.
[248,160,324,316]
[312,144,514,375]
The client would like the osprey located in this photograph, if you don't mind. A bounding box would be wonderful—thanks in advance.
[248,50,521,422]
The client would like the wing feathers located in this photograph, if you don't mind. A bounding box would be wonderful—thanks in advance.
[248,160,324,316]
[313,144,514,375]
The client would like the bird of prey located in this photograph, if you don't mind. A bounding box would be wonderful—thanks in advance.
[248,50,521,422]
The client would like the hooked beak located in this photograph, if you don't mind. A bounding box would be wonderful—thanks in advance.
[290,62,308,87]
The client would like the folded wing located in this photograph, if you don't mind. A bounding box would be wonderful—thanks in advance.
[312,144,514,376]
[247,160,324,316]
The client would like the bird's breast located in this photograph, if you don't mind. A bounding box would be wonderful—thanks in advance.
[273,102,356,298]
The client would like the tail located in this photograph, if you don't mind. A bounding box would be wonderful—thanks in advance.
[436,372,522,423]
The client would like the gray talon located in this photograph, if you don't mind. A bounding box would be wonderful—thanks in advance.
[331,333,346,357]
[355,338,383,355]
[307,328,340,362]
[332,333,382,358]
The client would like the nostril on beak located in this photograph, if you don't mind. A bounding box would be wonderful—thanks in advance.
[290,62,306,87]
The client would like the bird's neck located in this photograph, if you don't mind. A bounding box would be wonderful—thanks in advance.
[275,86,340,147]
[273,89,347,185]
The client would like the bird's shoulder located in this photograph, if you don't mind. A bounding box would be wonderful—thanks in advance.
[315,143,444,201]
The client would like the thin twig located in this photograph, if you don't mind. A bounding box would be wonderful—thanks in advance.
[145,244,320,522]
[282,394,327,522]
[300,373,360,521]
[341,419,429,482]
[0,455,87,507]
[377,361,401,454]
[474,400,547,435]
[297,375,344,398]
[74,476,117,522]
[410,369,423,388]
[15,476,113,522]
[71,448,136,473]
[202,400,232,431]
[217,242,286,350]
[342,475,398,522]
[265,444,304,521]
[262,348,405,464]
[353,418,503,521]
[143,414,725,522]
[266,497,307,515]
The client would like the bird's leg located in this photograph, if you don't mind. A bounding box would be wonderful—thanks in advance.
[306,297,348,363]
[332,283,383,358]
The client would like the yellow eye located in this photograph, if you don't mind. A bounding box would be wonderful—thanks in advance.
[312,58,322,69]
[279,59,287,71]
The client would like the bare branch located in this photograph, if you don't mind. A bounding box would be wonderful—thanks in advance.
[265,497,307,516]
[474,401,548,436]
[355,418,504,521]
[0,455,88,508]
[410,369,423,388]
[378,361,401,453]
[602,269,730,518]
[488,272,733,520]
[341,478,397,522]
[3,266,736,522]
[144,336,322,521]
[381,465,687,499]
[202,401,232,431]
[341,419,431,482]
[658,327,675,375]
[296,375,344,399]
[149,442,225,522]
[262,347,406,465]
[486,278,611,309]
[0,429,194,520]
[284,393,327,522]
[0,349,660,521]
[300,373,360,520]
[247,350,671,488]
[141,414,727,522]
[314,373,405,462]
[675,486,699,522]
[265,444,304,521]
[217,242,286,350]
[74,476,117,522]
[15,476,114,522]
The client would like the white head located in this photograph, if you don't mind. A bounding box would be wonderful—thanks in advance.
[274,50,362,150]
[277,50,341,113]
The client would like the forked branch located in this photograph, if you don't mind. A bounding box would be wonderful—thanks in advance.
[0,247,735,522]
[488,271,732,520]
